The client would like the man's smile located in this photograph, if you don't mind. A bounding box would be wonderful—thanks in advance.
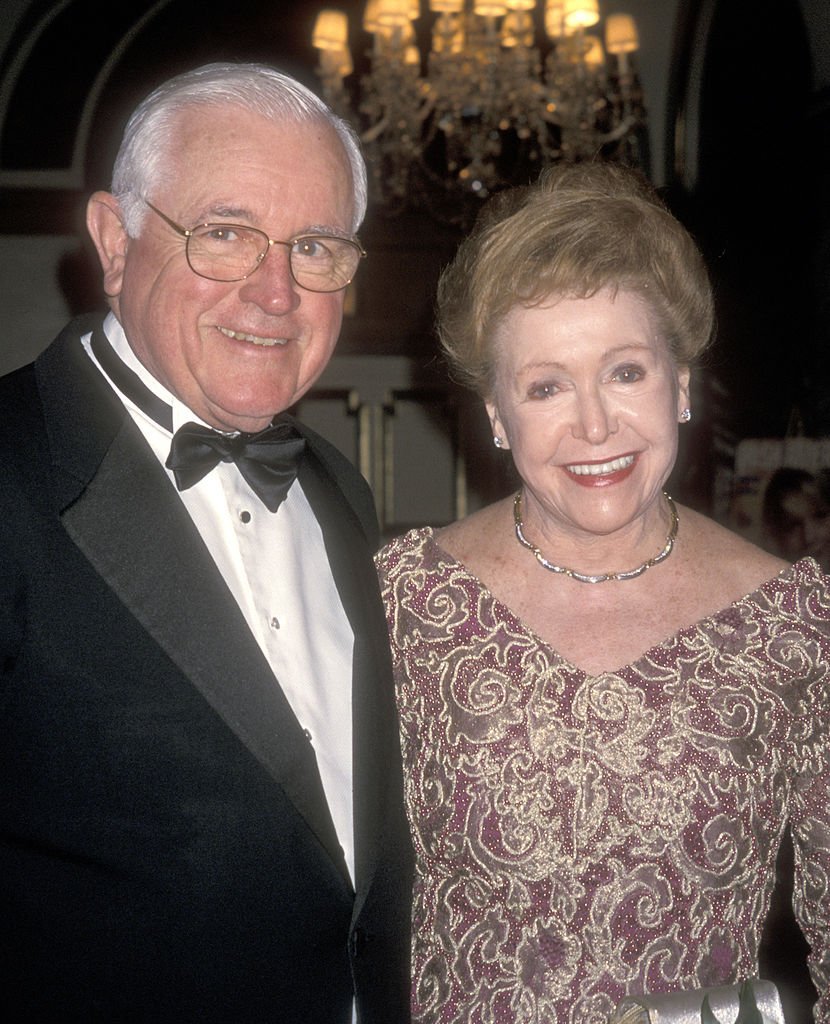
[217,325,289,347]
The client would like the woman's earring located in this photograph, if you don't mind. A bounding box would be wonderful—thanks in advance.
[493,436,504,448]
[680,408,691,423]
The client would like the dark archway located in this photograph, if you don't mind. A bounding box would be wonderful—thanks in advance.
[664,0,827,516]
[667,5,824,1023]
[0,0,329,231]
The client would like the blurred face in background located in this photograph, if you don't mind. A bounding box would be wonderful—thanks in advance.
[769,476,830,563]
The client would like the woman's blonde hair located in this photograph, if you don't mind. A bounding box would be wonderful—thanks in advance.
[437,162,715,397]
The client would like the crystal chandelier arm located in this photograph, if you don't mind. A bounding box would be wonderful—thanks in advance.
[600,116,640,143]
[361,116,392,144]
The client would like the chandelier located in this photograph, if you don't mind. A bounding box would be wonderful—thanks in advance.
[312,0,648,223]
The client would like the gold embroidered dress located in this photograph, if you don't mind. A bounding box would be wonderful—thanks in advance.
[376,528,830,1024]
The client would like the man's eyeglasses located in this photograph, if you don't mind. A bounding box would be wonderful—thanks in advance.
[143,200,366,293]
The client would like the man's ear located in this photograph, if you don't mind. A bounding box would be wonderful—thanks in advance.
[86,192,129,300]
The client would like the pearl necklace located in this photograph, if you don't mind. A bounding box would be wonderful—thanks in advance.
[513,491,679,584]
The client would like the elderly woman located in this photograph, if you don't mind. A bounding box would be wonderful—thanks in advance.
[376,163,829,1024]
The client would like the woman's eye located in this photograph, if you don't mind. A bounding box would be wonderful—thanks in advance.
[614,365,644,383]
[527,382,558,400]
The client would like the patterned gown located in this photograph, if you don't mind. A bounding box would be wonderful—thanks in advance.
[376,528,830,1024]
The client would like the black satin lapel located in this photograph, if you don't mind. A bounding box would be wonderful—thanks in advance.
[60,417,348,880]
[297,446,404,906]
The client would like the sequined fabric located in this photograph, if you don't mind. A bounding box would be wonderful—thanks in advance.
[376,528,830,1024]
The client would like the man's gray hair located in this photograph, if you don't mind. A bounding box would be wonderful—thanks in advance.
[111,62,367,235]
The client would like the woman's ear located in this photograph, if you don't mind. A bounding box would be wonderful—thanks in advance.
[86,192,130,301]
[485,398,510,450]
[676,366,691,420]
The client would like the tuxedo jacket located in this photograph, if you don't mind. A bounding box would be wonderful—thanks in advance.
[0,316,412,1023]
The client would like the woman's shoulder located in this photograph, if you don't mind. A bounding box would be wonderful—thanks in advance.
[434,497,515,570]
[375,525,435,573]
[376,500,516,596]
[678,503,789,587]
[676,503,828,612]
[375,521,476,580]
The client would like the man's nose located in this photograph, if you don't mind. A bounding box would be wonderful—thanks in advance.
[237,242,301,313]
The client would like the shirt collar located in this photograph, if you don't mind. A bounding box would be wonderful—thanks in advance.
[103,311,227,435]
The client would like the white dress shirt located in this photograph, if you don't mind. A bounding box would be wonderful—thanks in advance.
[84,313,355,884]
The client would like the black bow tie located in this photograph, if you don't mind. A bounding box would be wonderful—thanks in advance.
[167,421,305,512]
[91,329,305,512]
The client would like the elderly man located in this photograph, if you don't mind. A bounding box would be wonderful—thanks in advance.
[0,64,411,1022]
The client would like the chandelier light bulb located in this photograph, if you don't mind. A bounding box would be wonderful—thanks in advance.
[429,0,464,11]
[544,0,565,38]
[312,9,349,50]
[375,0,413,27]
[605,12,639,53]
[583,35,605,66]
[505,0,538,10]
[501,12,519,45]
[473,0,509,16]
[562,0,600,31]
[502,10,534,46]
[431,11,465,52]
[363,0,381,32]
